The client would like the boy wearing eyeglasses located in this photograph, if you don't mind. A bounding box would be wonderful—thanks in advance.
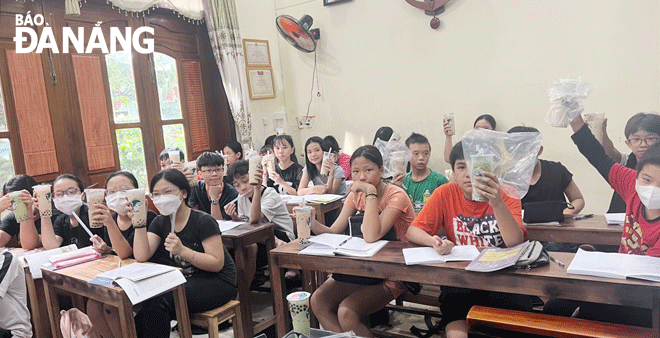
[189,152,238,221]
[597,113,660,213]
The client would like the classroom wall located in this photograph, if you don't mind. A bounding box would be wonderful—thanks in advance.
[236,0,660,213]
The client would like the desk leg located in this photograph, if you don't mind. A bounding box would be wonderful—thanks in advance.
[314,205,325,225]
[172,285,192,338]
[117,294,137,338]
[235,239,254,338]
[302,270,318,328]
[42,281,62,338]
[270,254,289,338]
[25,273,52,338]
[653,294,660,331]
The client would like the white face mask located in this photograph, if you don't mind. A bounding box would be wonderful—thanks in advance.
[105,192,128,216]
[54,194,83,216]
[635,183,660,209]
[152,193,182,216]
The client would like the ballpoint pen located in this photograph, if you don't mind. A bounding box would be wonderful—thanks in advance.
[549,254,565,268]
[573,214,594,221]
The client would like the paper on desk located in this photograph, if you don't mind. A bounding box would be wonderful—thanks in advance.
[523,221,561,226]
[114,269,186,305]
[217,220,244,232]
[403,246,480,265]
[23,244,77,279]
[281,195,306,205]
[305,194,343,203]
[97,263,175,282]
[605,213,625,225]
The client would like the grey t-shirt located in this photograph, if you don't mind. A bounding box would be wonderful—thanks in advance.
[304,164,348,196]
[237,187,295,241]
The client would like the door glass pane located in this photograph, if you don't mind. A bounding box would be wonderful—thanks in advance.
[0,138,14,183]
[154,52,182,121]
[115,128,148,188]
[106,51,140,124]
[162,124,188,161]
[0,81,7,132]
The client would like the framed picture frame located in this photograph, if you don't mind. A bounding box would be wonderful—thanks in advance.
[246,68,276,100]
[323,0,351,6]
[242,39,271,67]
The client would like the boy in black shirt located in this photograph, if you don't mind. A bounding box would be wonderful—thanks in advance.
[189,152,239,220]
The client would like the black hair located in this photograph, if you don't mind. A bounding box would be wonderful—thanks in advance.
[350,145,383,168]
[405,132,431,150]
[625,113,660,139]
[53,174,85,193]
[195,151,224,169]
[507,126,539,133]
[636,142,660,174]
[159,148,185,162]
[259,144,272,156]
[2,174,37,195]
[372,126,394,145]
[474,114,497,130]
[304,136,329,179]
[105,171,139,189]
[264,135,277,148]
[273,134,298,164]
[224,140,244,160]
[149,169,191,207]
[226,160,250,183]
[323,135,341,154]
[449,142,465,170]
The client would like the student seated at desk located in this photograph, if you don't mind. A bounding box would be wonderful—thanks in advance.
[40,174,105,250]
[160,148,196,188]
[224,160,296,282]
[542,114,660,327]
[189,151,238,220]
[298,136,348,197]
[0,175,47,249]
[400,133,448,212]
[0,251,32,338]
[406,141,530,338]
[508,126,585,216]
[309,145,415,338]
[86,171,157,338]
[597,113,660,213]
[265,135,303,195]
[223,140,244,185]
[324,135,352,181]
[132,169,237,338]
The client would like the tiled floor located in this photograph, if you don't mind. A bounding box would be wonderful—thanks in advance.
[169,293,445,338]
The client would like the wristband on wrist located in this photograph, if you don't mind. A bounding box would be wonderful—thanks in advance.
[365,191,378,199]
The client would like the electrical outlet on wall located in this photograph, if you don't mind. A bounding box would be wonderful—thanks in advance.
[296,116,315,129]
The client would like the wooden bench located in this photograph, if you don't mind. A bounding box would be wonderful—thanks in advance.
[466,305,660,338]
[190,300,243,338]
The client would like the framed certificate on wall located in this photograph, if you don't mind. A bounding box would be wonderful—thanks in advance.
[243,39,271,67]
[247,68,276,100]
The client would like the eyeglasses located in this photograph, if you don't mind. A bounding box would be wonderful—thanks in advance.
[200,168,224,175]
[628,136,660,147]
[54,187,80,199]
[107,186,132,195]
[150,188,180,199]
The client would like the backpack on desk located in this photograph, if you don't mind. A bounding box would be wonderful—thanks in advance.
[514,240,549,270]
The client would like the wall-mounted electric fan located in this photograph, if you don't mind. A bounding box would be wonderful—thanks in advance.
[276,14,320,53]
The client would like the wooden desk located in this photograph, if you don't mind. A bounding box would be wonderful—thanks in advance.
[222,222,276,338]
[40,256,192,338]
[526,215,623,246]
[268,241,660,337]
[286,199,343,225]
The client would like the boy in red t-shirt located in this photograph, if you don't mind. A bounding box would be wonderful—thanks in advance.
[406,141,529,338]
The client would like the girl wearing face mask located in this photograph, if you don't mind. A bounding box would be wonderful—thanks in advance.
[40,174,103,250]
[0,175,46,249]
[132,169,237,338]
[542,115,660,328]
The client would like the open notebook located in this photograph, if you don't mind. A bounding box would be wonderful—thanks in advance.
[299,233,388,257]
[402,246,480,265]
[567,249,660,282]
[94,263,186,304]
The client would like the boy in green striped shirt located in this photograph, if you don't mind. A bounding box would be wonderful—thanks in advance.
[403,133,448,212]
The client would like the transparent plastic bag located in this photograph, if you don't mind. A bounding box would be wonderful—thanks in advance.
[461,129,543,199]
[373,132,411,178]
[545,78,592,127]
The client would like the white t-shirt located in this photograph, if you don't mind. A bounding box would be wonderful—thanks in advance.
[303,165,348,196]
[0,251,32,337]
[237,187,295,241]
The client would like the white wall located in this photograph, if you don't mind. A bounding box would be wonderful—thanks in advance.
[237,0,660,213]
